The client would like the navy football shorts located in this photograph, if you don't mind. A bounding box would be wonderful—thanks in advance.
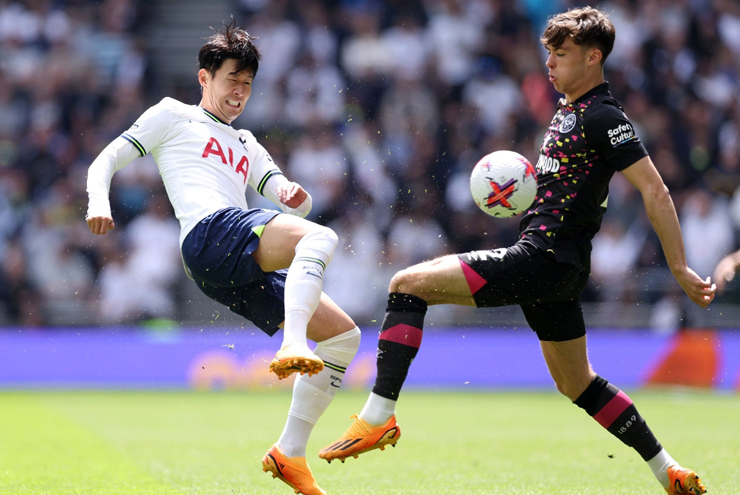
[181,207,285,336]
[457,241,590,341]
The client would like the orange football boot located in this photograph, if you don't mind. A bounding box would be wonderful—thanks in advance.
[319,414,400,463]
[269,343,324,380]
[665,465,707,495]
[262,444,327,495]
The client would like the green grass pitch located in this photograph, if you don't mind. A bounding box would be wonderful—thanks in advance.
[0,390,737,494]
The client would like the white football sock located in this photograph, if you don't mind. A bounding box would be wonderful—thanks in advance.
[277,327,360,457]
[646,448,677,488]
[282,227,338,349]
[359,392,396,426]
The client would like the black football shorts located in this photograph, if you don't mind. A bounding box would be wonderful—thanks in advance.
[181,207,285,336]
[457,241,590,341]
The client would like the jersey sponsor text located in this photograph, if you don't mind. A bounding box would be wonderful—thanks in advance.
[607,123,635,146]
[536,154,560,174]
[202,136,250,183]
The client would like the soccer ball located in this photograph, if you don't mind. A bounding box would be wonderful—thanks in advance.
[470,150,537,218]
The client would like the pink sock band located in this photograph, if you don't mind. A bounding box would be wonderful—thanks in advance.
[379,324,423,349]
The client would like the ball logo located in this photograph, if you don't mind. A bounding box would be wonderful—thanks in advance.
[559,113,577,134]
[471,150,537,218]
[485,178,517,209]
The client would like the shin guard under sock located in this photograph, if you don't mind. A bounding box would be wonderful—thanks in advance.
[282,227,338,348]
[371,292,428,400]
[574,375,662,461]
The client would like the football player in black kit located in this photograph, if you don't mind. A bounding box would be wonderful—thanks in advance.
[320,7,713,495]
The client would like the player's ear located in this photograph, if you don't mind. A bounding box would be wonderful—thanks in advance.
[198,68,210,89]
[588,48,603,67]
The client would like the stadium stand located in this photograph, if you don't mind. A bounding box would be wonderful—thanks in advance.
[1,0,739,329]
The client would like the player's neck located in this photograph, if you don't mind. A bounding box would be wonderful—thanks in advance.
[198,97,233,125]
[564,74,605,104]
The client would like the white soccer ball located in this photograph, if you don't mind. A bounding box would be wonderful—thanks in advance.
[470,150,538,218]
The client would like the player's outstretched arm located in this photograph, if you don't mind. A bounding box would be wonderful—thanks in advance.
[713,250,740,293]
[622,156,716,308]
[86,137,141,235]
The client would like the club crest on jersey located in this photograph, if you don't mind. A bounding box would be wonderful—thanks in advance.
[559,113,577,133]
[485,177,517,209]
[202,136,250,183]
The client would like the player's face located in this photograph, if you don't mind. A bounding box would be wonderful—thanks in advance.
[545,38,599,101]
[199,58,254,123]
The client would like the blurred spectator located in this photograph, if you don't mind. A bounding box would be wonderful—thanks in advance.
[425,0,485,89]
[288,126,348,221]
[125,192,181,294]
[285,52,346,126]
[590,218,648,301]
[387,183,450,267]
[382,10,429,82]
[681,187,734,280]
[324,201,388,322]
[463,57,522,134]
[93,236,176,323]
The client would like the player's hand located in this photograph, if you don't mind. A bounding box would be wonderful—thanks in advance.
[713,255,738,294]
[673,266,716,308]
[276,182,308,209]
[87,215,115,235]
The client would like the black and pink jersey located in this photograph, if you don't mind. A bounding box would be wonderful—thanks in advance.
[518,83,648,268]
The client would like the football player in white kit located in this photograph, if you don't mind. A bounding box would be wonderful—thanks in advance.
[85,20,359,495]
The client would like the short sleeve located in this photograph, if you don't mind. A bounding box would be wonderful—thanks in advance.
[584,100,648,171]
[243,131,283,196]
[120,98,174,157]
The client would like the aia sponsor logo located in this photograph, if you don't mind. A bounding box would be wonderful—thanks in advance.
[202,136,250,183]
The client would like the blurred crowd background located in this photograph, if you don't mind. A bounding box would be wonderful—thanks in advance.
[1,0,740,330]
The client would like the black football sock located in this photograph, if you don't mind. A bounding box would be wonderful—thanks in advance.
[371,292,428,400]
[574,375,663,461]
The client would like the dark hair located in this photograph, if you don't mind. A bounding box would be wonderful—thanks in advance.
[540,7,615,66]
[198,18,261,76]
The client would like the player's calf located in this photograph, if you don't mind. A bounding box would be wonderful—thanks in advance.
[574,375,663,461]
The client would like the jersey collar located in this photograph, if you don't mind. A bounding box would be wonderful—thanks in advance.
[558,82,611,109]
[200,107,232,126]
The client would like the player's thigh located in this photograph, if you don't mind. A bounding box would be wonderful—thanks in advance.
[306,293,357,342]
[460,243,582,308]
[182,207,279,287]
[252,214,316,272]
[391,255,476,306]
[539,335,595,400]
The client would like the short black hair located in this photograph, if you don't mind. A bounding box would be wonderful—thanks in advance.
[541,7,615,66]
[198,18,261,76]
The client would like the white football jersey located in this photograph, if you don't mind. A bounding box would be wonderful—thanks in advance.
[108,97,285,246]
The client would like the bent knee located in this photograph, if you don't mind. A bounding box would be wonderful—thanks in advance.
[299,225,339,260]
[306,225,338,246]
[390,267,424,297]
[320,225,339,246]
